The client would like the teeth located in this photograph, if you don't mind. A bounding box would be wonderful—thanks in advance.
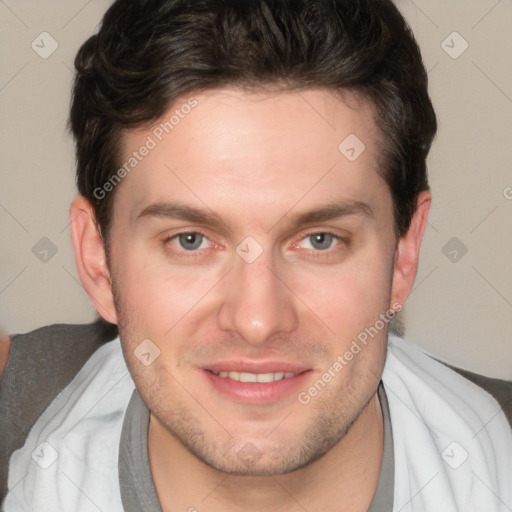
[213,370,298,382]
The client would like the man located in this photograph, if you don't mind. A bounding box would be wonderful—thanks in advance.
[1,0,511,510]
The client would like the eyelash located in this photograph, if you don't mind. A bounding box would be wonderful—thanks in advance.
[293,231,351,261]
[297,231,349,248]
[162,232,219,258]
[162,230,350,258]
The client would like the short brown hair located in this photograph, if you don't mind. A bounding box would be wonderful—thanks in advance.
[69,0,437,240]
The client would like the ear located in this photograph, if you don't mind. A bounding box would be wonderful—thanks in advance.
[69,195,117,324]
[390,190,431,309]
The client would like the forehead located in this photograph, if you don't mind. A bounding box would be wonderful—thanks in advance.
[115,87,389,225]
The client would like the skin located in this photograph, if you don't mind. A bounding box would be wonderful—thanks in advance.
[70,87,430,511]
[0,331,10,376]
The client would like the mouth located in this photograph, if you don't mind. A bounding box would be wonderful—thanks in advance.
[201,365,313,404]
[209,370,299,383]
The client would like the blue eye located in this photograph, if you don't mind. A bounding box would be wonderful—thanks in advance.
[308,233,335,250]
[177,232,204,250]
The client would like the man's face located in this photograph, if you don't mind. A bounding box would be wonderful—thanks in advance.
[108,87,398,475]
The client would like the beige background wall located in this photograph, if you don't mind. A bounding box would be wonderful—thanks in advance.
[0,1,511,378]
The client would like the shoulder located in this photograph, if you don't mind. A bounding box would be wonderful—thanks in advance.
[443,363,512,428]
[8,320,117,358]
[0,320,117,500]
[385,335,512,428]
[2,320,118,413]
[384,332,512,427]
[3,320,118,398]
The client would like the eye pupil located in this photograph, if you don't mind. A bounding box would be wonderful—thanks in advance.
[310,233,333,250]
[178,233,203,250]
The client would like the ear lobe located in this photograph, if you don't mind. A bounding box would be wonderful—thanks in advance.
[390,191,431,308]
[69,195,117,324]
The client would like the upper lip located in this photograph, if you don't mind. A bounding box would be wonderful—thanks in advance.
[203,361,311,374]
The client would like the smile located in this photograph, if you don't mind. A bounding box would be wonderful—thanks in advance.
[210,370,298,383]
[203,368,312,404]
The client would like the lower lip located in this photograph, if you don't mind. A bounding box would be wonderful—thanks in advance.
[202,369,313,404]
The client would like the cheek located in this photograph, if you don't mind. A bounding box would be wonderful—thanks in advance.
[286,245,394,340]
[111,246,221,336]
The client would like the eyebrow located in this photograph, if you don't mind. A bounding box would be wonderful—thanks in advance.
[286,200,374,230]
[137,202,230,230]
[136,198,374,232]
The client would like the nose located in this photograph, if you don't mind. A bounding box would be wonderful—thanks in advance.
[217,254,298,346]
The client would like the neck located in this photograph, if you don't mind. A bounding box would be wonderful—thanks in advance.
[148,391,384,512]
